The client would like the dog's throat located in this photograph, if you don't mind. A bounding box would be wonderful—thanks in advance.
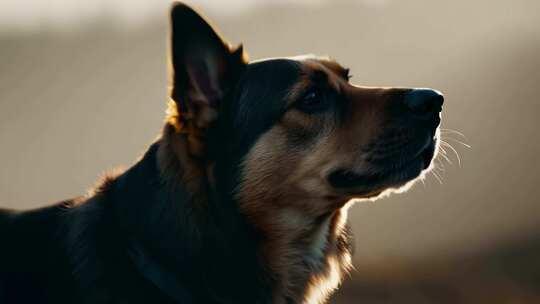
[254,209,340,303]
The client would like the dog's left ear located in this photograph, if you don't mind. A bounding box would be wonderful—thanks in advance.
[169,2,247,138]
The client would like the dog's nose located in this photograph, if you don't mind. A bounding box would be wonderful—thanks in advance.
[403,89,444,119]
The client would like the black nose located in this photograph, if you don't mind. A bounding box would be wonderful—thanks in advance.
[403,89,444,119]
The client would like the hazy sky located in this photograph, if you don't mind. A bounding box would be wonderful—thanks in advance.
[0,0,389,32]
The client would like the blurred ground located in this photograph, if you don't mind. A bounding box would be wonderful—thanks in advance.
[331,233,540,303]
[1,0,539,302]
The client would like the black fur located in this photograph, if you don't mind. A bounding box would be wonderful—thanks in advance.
[0,3,359,303]
[0,53,306,304]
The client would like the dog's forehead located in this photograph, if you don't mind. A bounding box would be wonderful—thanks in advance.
[242,55,349,105]
[230,55,348,134]
[293,55,349,79]
[226,55,349,146]
[249,55,348,79]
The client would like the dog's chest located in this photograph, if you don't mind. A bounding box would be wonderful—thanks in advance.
[268,211,345,304]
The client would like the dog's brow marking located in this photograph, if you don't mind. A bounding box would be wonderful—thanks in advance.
[300,61,345,92]
[316,59,350,82]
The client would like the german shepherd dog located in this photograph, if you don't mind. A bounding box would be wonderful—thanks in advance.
[0,2,444,304]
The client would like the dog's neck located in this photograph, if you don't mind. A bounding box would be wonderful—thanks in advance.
[242,204,353,304]
[149,125,271,302]
[62,114,352,304]
[152,127,351,304]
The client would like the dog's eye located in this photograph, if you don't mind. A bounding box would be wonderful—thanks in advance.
[296,89,330,113]
[303,90,320,105]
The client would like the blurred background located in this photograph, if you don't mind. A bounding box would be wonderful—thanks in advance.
[1,0,539,302]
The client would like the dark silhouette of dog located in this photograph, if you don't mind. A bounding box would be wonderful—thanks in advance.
[0,2,443,303]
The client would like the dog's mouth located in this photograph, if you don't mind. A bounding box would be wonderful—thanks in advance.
[327,136,437,197]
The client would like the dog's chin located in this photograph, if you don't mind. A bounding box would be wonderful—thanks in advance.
[328,138,437,199]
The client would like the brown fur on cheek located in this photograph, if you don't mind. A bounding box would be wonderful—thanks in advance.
[238,115,342,221]
[237,123,354,304]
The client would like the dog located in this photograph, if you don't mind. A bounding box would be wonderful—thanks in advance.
[0,2,443,304]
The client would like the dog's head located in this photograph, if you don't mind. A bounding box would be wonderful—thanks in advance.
[167,3,443,222]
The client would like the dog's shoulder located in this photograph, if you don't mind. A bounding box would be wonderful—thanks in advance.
[57,141,191,304]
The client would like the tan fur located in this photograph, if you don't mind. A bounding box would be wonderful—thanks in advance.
[238,123,352,303]
[235,58,415,303]
[162,54,429,303]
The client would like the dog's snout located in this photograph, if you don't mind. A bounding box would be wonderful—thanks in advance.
[403,89,444,119]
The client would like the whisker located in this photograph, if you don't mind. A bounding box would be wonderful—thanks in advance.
[435,162,445,172]
[443,137,471,149]
[429,159,445,184]
[437,148,452,165]
[438,146,449,156]
[436,161,446,177]
[441,140,462,167]
[431,170,443,184]
[440,128,466,138]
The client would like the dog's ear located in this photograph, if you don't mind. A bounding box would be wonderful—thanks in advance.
[169,2,247,135]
